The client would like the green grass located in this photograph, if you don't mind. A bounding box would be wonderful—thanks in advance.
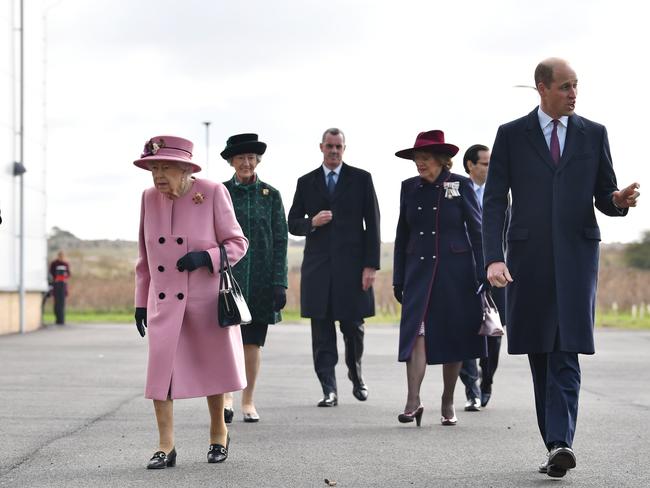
[43,310,133,324]
[595,311,650,329]
[43,309,650,330]
[42,308,399,326]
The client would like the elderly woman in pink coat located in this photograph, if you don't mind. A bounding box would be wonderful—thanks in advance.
[133,135,249,469]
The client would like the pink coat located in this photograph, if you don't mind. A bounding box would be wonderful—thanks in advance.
[135,178,249,400]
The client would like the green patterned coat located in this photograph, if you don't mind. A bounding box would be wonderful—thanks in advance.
[223,175,288,324]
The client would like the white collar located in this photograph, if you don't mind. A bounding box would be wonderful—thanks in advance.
[322,163,342,176]
[538,107,569,129]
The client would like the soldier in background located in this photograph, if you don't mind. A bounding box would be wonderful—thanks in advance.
[49,250,71,325]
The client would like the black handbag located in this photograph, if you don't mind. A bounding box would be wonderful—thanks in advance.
[218,244,252,327]
[477,283,504,337]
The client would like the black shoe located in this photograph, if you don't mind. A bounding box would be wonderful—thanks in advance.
[546,446,576,478]
[224,407,234,424]
[480,391,491,407]
[348,371,368,401]
[207,434,230,463]
[147,447,176,469]
[464,398,481,411]
[317,392,338,407]
[352,384,368,401]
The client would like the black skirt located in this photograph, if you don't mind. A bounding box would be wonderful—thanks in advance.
[240,321,269,347]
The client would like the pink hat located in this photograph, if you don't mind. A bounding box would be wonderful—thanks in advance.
[395,130,459,160]
[133,135,202,173]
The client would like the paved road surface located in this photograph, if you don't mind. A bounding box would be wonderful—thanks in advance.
[1,324,649,487]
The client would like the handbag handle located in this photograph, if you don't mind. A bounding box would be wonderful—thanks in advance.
[219,244,243,295]
[484,289,498,312]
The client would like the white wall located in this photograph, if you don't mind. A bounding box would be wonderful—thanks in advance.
[0,0,48,293]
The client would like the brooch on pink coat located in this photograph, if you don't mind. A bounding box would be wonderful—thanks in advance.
[192,192,205,204]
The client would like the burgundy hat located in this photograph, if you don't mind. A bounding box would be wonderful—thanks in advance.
[395,130,459,160]
[133,135,202,173]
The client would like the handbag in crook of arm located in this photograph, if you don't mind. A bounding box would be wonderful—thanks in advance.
[218,244,252,327]
[477,284,505,337]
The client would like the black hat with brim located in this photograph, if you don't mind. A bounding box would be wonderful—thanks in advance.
[220,133,267,160]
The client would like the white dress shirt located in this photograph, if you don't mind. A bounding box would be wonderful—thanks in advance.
[471,180,485,209]
[322,163,342,185]
[538,107,568,156]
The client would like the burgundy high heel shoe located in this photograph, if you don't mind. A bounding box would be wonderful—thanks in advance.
[398,405,424,426]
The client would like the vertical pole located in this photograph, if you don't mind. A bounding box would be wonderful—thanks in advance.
[18,0,25,333]
[203,121,211,178]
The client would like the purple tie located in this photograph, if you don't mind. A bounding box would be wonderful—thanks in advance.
[550,119,560,164]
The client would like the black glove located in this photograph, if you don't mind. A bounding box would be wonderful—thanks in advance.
[176,251,213,272]
[273,286,287,312]
[393,286,403,304]
[135,307,147,337]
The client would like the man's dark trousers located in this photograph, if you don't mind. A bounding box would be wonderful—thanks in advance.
[53,282,66,325]
[528,351,581,449]
[311,317,364,395]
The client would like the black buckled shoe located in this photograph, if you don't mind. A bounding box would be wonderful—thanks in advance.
[207,434,230,463]
[147,447,176,469]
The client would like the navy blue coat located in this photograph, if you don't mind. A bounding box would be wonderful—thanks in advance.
[288,163,381,320]
[483,108,627,355]
[393,170,487,364]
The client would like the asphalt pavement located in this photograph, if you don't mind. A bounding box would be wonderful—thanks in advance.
[1,323,649,487]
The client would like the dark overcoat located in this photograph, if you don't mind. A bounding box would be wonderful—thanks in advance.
[223,176,288,325]
[482,108,627,355]
[288,163,380,320]
[393,170,487,364]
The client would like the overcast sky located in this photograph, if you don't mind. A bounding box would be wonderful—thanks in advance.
[43,0,649,243]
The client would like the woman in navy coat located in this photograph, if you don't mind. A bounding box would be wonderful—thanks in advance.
[393,130,487,426]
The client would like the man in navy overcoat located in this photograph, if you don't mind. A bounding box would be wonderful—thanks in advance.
[288,128,381,408]
[482,58,640,478]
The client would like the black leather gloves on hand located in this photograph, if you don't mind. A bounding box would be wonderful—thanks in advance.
[393,286,403,304]
[273,286,287,312]
[176,251,213,272]
[135,307,147,337]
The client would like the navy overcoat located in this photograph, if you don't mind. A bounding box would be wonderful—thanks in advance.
[288,163,381,320]
[482,108,627,355]
[393,170,487,364]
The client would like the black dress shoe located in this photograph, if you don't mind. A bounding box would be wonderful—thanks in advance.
[546,446,576,478]
[207,434,230,463]
[464,398,481,411]
[480,391,491,408]
[317,392,338,407]
[352,384,368,401]
[224,407,234,424]
[347,372,368,401]
[538,458,549,474]
[147,447,176,469]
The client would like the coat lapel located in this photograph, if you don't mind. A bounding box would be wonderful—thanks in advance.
[524,108,557,172]
[557,114,585,171]
[310,166,329,201]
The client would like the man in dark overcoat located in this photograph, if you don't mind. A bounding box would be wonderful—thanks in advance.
[483,57,640,478]
[288,127,381,407]
[459,144,506,411]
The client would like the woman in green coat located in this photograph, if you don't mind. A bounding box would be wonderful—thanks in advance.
[221,133,289,423]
